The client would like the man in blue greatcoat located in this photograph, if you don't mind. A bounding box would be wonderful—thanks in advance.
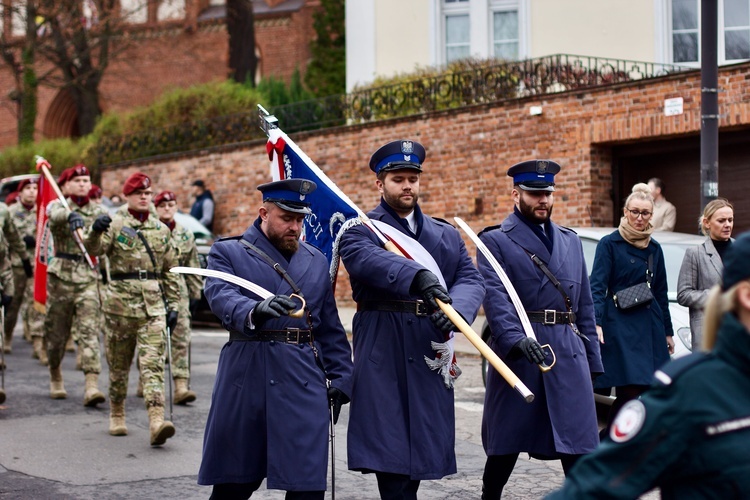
[198,179,353,500]
[477,160,603,499]
[339,139,485,500]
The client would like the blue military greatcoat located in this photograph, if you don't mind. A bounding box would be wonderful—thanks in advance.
[590,230,672,389]
[479,212,602,457]
[197,220,353,491]
[339,202,485,480]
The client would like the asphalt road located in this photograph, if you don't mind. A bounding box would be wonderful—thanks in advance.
[0,314,582,499]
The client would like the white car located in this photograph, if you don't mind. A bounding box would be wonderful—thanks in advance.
[480,227,704,386]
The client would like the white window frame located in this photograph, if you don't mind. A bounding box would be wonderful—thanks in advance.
[489,0,523,61]
[665,0,750,67]
[441,0,471,65]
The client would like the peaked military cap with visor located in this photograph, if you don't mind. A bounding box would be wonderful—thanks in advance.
[369,140,426,175]
[507,159,561,192]
[257,178,317,215]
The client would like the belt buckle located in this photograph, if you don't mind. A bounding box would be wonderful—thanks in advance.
[138,269,148,281]
[543,309,556,325]
[415,300,428,317]
[286,328,301,344]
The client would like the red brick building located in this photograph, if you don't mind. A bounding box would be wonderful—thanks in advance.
[0,0,320,148]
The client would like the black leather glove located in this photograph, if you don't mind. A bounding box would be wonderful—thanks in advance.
[189,298,201,316]
[430,310,456,334]
[1,294,12,309]
[251,295,296,326]
[92,214,112,233]
[21,258,33,278]
[166,310,179,332]
[510,337,547,365]
[328,387,350,425]
[68,212,84,232]
[409,269,452,310]
[23,235,35,250]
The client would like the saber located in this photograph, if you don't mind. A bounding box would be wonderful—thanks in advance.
[34,156,96,270]
[165,319,174,421]
[169,267,306,318]
[454,217,556,372]
[328,382,336,500]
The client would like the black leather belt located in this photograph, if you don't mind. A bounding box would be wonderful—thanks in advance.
[55,252,84,262]
[110,271,158,281]
[229,329,313,344]
[526,310,576,325]
[357,300,429,317]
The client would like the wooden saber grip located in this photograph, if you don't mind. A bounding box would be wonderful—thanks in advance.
[437,299,535,403]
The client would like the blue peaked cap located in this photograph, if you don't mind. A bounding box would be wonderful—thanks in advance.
[369,140,426,175]
[257,178,317,214]
[507,159,561,192]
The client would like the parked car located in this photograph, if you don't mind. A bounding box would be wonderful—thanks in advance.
[480,228,705,389]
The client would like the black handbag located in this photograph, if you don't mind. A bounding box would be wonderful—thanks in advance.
[613,255,654,310]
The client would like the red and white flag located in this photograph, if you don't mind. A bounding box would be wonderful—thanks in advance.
[33,169,56,314]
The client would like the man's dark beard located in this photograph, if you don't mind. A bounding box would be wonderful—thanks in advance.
[383,190,418,214]
[519,196,553,223]
[268,232,299,253]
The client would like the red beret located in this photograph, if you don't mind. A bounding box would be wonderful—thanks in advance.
[16,177,39,192]
[57,164,90,186]
[122,172,151,196]
[5,192,19,205]
[153,190,176,207]
[88,184,102,199]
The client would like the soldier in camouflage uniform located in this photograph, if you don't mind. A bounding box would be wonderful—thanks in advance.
[45,165,107,406]
[85,172,181,446]
[154,190,202,405]
[5,178,47,364]
[0,198,32,355]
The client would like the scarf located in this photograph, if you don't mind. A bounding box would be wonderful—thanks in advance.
[617,216,654,249]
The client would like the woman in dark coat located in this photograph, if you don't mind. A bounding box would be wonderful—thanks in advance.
[590,183,674,428]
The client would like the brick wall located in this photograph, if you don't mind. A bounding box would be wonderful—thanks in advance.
[0,3,317,148]
[99,62,750,305]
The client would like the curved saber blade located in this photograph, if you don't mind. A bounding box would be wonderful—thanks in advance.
[170,267,305,318]
[454,218,555,372]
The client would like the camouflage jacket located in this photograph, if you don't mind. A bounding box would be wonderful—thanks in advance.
[171,221,203,301]
[0,202,29,265]
[84,208,180,318]
[48,198,107,283]
[9,202,37,268]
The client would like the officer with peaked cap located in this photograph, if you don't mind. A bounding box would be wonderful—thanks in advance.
[339,140,485,498]
[198,178,353,499]
[477,160,602,499]
[548,231,750,498]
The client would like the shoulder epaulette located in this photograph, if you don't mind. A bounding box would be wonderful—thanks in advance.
[477,224,502,238]
[217,235,243,242]
[558,225,576,234]
[653,353,711,386]
[431,217,455,228]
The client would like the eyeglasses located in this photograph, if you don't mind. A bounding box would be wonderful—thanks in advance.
[626,208,652,219]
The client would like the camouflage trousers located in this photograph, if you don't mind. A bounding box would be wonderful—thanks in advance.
[4,266,45,341]
[44,275,102,373]
[170,295,192,380]
[104,313,167,408]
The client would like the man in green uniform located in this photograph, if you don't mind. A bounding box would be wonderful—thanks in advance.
[547,231,750,498]
[5,178,47,364]
[85,172,181,446]
[154,190,202,405]
[44,165,107,405]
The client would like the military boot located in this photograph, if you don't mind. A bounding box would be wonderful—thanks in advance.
[173,378,196,405]
[65,336,75,352]
[109,401,127,436]
[49,366,67,399]
[148,406,175,446]
[3,333,11,354]
[83,373,106,407]
[0,388,5,404]
[33,337,49,366]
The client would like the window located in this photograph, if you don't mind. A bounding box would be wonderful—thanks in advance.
[492,9,518,60]
[443,0,470,64]
[121,0,148,24]
[158,0,186,21]
[670,0,750,64]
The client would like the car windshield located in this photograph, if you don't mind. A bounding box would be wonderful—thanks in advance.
[174,212,214,242]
